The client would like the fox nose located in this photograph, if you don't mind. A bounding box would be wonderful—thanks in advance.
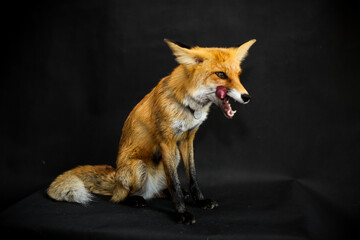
[241,94,251,103]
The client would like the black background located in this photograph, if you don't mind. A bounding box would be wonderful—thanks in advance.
[1,0,359,239]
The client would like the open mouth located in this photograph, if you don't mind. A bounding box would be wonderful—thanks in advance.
[215,86,237,119]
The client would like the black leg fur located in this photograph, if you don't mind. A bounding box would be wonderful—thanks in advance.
[190,175,219,210]
[124,195,147,208]
[161,188,191,202]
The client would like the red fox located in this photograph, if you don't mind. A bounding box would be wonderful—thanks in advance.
[47,39,256,224]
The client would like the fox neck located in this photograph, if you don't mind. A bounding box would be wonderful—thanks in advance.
[168,65,211,113]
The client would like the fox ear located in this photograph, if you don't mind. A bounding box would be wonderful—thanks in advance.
[236,39,256,64]
[164,39,204,65]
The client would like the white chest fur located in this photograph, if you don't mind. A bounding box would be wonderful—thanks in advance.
[172,103,210,135]
[172,85,214,135]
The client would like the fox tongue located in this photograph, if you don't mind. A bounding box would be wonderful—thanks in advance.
[215,86,236,118]
[216,86,227,99]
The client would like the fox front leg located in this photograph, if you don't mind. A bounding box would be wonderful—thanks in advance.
[178,132,219,210]
[160,142,196,225]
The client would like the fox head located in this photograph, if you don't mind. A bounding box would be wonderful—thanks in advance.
[164,39,256,119]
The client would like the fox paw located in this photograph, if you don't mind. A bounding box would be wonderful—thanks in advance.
[124,195,147,208]
[197,199,219,209]
[176,211,196,225]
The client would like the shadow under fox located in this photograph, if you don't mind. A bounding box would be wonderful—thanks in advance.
[47,39,256,224]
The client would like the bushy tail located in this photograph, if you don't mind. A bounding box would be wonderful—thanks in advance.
[47,165,116,205]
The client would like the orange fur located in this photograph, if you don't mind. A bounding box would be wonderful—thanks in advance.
[47,39,256,216]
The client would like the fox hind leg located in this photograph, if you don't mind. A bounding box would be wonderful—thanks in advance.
[124,195,147,207]
[110,159,147,206]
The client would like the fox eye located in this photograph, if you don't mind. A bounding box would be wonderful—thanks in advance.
[215,72,228,79]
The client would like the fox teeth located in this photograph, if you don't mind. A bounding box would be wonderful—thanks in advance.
[227,109,237,117]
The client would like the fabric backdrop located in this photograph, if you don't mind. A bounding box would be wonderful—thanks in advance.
[1,0,359,239]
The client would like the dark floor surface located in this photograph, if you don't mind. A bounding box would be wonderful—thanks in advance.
[1,175,356,240]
